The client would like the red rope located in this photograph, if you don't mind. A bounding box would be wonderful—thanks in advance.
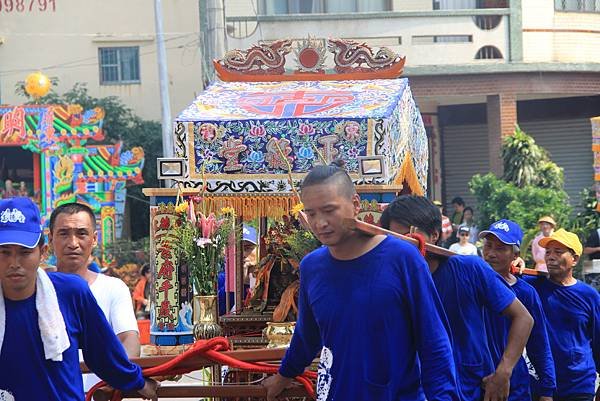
[85,336,316,401]
[406,232,427,256]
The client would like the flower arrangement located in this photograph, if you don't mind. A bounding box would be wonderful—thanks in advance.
[173,197,235,296]
[261,214,320,269]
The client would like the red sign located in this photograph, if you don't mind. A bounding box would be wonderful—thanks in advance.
[237,90,356,117]
[0,107,27,144]
[0,0,56,13]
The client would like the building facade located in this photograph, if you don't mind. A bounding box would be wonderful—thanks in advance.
[224,0,600,210]
[0,0,204,121]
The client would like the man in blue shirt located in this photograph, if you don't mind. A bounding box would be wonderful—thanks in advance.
[525,228,600,401]
[381,195,534,401]
[480,219,556,401]
[263,163,459,401]
[0,197,158,401]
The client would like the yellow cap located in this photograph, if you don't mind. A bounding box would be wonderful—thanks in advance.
[537,216,556,226]
[538,228,582,256]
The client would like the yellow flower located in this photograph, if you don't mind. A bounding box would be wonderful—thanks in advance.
[220,206,235,216]
[175,201,189,214]
[291,202,304,219]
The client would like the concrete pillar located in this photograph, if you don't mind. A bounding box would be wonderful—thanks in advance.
[421,111,442,200]
[487,93,517,175]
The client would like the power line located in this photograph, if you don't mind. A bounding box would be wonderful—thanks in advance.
[2,31,198,38]
[0,33,199,77]
[2,40,200,75]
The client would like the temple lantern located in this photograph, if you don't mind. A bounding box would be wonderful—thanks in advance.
[24,72,51,99]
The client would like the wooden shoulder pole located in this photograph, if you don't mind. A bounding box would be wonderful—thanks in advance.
[341,217,542,276]
[341,217,455,258]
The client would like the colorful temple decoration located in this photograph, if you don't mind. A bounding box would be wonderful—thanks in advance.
[591,116,600,211]
[0,104,145,265]
[146,38,427,345]
[214,37,406,82]
[174,78,428,198]
[149,203,194,344]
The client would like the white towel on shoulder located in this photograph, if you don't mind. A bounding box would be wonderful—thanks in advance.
[0,268,70,361]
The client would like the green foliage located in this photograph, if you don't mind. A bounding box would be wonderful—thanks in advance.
[570,187,600,242]
[16,83,163,240]
[471,125,575,265]
[470,173,572,263]
[172,209,235,296]
[282,228,321,263]
[470,173,571,232]
[104,237,150,267]
[501,125,563,190]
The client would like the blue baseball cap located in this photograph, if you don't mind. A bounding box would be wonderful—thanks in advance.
[478,219,523,247]
[0,197,43,248]
[242,225,257,245]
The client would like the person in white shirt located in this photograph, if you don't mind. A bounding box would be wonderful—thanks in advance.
[458,206,479,244]
[449,226,479,256]
[49,202,140,391]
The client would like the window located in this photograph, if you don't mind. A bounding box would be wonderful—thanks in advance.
[473,15,502,30]
[259,0,389,14]
[99,47,140,85]
[475,45,503,59]
[555,0,600,12]
[434,0,508,9]
[413,35,472,44]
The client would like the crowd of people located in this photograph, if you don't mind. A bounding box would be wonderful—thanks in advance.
[0,163,598,401]
[436,197,479,253]
[264,163,599,401]
[436,196,600,268]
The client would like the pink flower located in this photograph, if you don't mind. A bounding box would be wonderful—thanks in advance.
[187,199,197,225]
[200,124,217,142]
[196,237,212,248]
[343,122,361,142]
[197,213,215,239]
[298,123,315,136]
[249,125,266,137]
[196,212,225,239]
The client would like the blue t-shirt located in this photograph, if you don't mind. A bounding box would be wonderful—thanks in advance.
[524,276,600,396]
[0,272,144,401]
[432,255,516,401]
[485,278,556,400]
[217,270,236,316]
[280,236,459,401]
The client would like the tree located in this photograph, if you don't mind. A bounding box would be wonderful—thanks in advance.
[470,126,573,264]
[501,125,563,190]
[570,187,600,243]
[16,83,162,240]
[470,173,572,249]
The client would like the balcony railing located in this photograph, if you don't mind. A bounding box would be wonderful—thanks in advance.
[225,8,511,66]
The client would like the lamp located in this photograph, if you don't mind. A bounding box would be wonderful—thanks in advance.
[157,157,185,180]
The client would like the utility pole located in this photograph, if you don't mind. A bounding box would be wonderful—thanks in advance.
[199,0,226,85]
[154,0,174,158]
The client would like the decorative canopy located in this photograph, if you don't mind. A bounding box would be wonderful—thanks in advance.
[214,37,406,82]
[173,78,428,197]
[0,104,144,222]
[0,104,104,151]
[78,144,144,185]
